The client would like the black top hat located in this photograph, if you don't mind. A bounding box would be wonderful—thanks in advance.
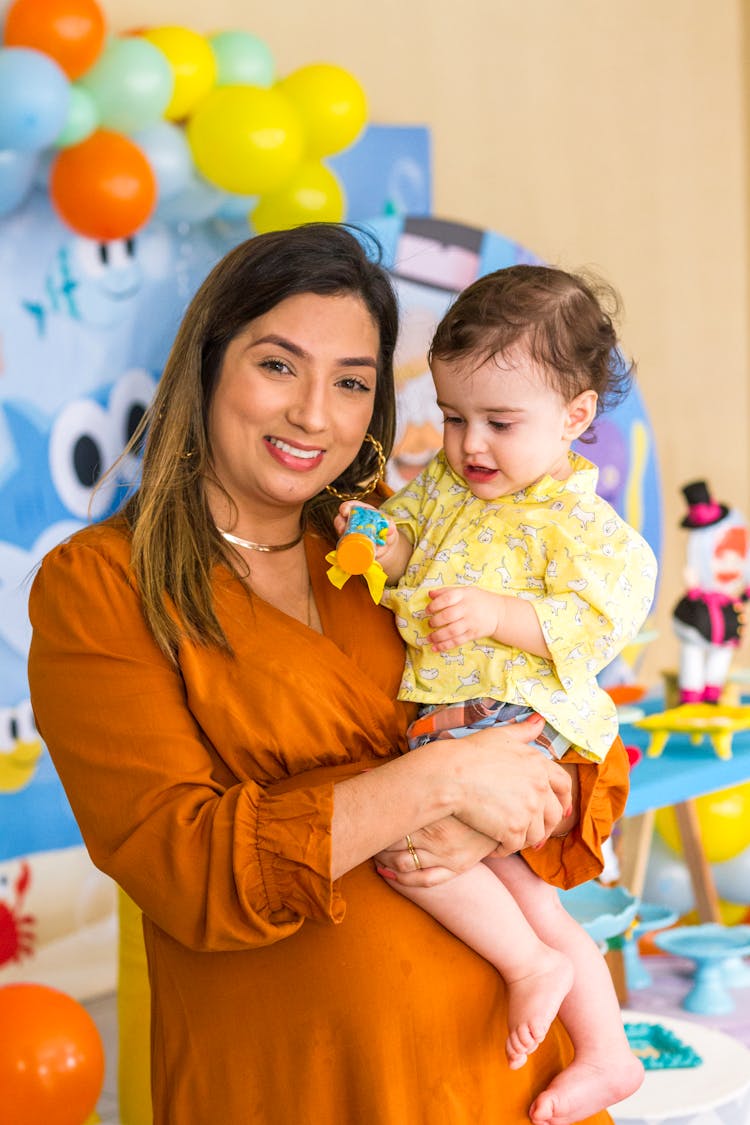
[680,480,729,528]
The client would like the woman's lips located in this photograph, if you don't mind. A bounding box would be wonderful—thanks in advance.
[265,436,325,471]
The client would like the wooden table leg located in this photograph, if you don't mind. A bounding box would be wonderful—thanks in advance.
[618,809,656,898]
[674,799,722,922]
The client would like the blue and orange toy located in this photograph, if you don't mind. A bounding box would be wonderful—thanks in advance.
[326,505,389,602]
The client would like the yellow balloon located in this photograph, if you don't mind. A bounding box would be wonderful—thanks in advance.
[187,85,304,195]
[655,782,750,864]
[143,26,217,120]
[251,160,345,234]
[278,63,367,158]
[681,900,749,925]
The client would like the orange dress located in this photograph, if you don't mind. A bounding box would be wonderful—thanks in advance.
[28,521,629,1125]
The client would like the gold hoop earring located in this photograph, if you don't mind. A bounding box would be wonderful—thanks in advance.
[325,433,387,501]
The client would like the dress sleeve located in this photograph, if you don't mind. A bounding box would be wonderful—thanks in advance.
[28,538,345,953]
[533,520,657,681]
[521,736,631,889]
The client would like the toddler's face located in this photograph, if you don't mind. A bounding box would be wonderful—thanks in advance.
[431,343,590,500]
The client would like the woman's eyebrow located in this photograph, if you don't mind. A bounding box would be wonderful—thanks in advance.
[252,334,377,368]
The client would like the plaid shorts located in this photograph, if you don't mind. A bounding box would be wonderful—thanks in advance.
[406,697,572,760]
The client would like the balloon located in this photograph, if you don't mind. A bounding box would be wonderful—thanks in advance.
[50,129,157,240]
[252,160,345,234]
[642,833,695,917]
[655,782,750,864]
[278,63,367,158]
[0,983,105,1125]
[208,30,274,88]
[3,0,106,80]
[0,147,37,215]
[713,843,750,905]
[187,85,304,195]
[132,121,192,201]
[141,26,216,121]
[217,191,259,222]
[79,36,173,133]
[155,168,224,225]
[54,84,99,147]
[0,46,70,151]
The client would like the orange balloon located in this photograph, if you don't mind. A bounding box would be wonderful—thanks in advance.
[3,0,107,80]
[50,129,156,240]
[0,983,105,1125]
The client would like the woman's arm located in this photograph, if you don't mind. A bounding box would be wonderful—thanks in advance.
[330,717,572,879]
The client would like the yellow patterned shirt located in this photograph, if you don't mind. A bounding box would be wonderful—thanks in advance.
[380,450,658,762]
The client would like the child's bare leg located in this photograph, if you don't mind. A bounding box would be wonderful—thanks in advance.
[391,862,573,1068]
[485,854,644,1125]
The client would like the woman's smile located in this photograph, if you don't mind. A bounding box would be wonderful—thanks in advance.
[264,435,326,469]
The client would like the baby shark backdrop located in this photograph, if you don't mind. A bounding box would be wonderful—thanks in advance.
[0,2,664,1001]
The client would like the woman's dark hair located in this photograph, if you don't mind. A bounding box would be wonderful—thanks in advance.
[117,223,399,658]
[429,264,633,436]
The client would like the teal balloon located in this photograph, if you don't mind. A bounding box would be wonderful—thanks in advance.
[80,37,174,134]
[0,47,70,151]
[55,85,99,148]
[133,121,192,202]
[208,30,275,88]
[0,148,38,215]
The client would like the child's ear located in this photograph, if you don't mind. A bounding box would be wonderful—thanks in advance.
[563,390,598,440]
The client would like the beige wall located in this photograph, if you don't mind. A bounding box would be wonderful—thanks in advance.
[112,0,750,687]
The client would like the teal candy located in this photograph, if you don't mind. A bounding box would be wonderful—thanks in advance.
[624,1022,702,1070]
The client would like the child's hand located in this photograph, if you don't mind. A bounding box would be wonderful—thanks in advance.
[427,586,504,651]
[333,501,403,570]
[333,500,378,540]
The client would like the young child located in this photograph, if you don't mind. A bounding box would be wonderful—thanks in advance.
[336,265,656,1125]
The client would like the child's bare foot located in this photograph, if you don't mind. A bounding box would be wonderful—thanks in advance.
[505,949,574,1069]
[528,1049,644,1125]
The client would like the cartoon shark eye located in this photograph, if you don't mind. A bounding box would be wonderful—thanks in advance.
[49,398,121,520]
[108,368,157,463]
[0,707,16,752]
[105,239,138,270]
[12,700,37,743]
[71,237,107,280]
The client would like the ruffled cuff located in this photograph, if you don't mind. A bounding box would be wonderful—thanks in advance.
[521,738,630,890]
[254,784,346,924]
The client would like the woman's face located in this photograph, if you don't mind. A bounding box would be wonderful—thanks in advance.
[207,291,380,525]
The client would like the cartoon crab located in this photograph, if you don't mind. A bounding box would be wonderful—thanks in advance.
[0,860,35,966]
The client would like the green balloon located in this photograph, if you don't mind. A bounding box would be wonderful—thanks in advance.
[55,84,99,148]
[80,37,174,134]
[209,30,275,88]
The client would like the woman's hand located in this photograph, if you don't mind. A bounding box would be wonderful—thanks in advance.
[436,715,573,851]
[375,817,501,887]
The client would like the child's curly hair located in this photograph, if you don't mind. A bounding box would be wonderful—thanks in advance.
[429,265,633,441]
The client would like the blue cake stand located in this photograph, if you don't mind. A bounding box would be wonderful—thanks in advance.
[558,881,638,945]
[623,901,679,990]
[653,923,750,1014]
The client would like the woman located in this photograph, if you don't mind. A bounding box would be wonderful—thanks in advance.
[28,224,629,1125]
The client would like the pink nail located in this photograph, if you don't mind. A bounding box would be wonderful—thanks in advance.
[376,865,398,880]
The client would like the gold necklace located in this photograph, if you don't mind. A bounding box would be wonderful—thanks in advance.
[217,527,304,553]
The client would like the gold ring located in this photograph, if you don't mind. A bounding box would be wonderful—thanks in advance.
[405,833,421,870]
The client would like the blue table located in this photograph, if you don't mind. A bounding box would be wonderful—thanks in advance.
[623,710,750,816]
[618,700,750,921]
